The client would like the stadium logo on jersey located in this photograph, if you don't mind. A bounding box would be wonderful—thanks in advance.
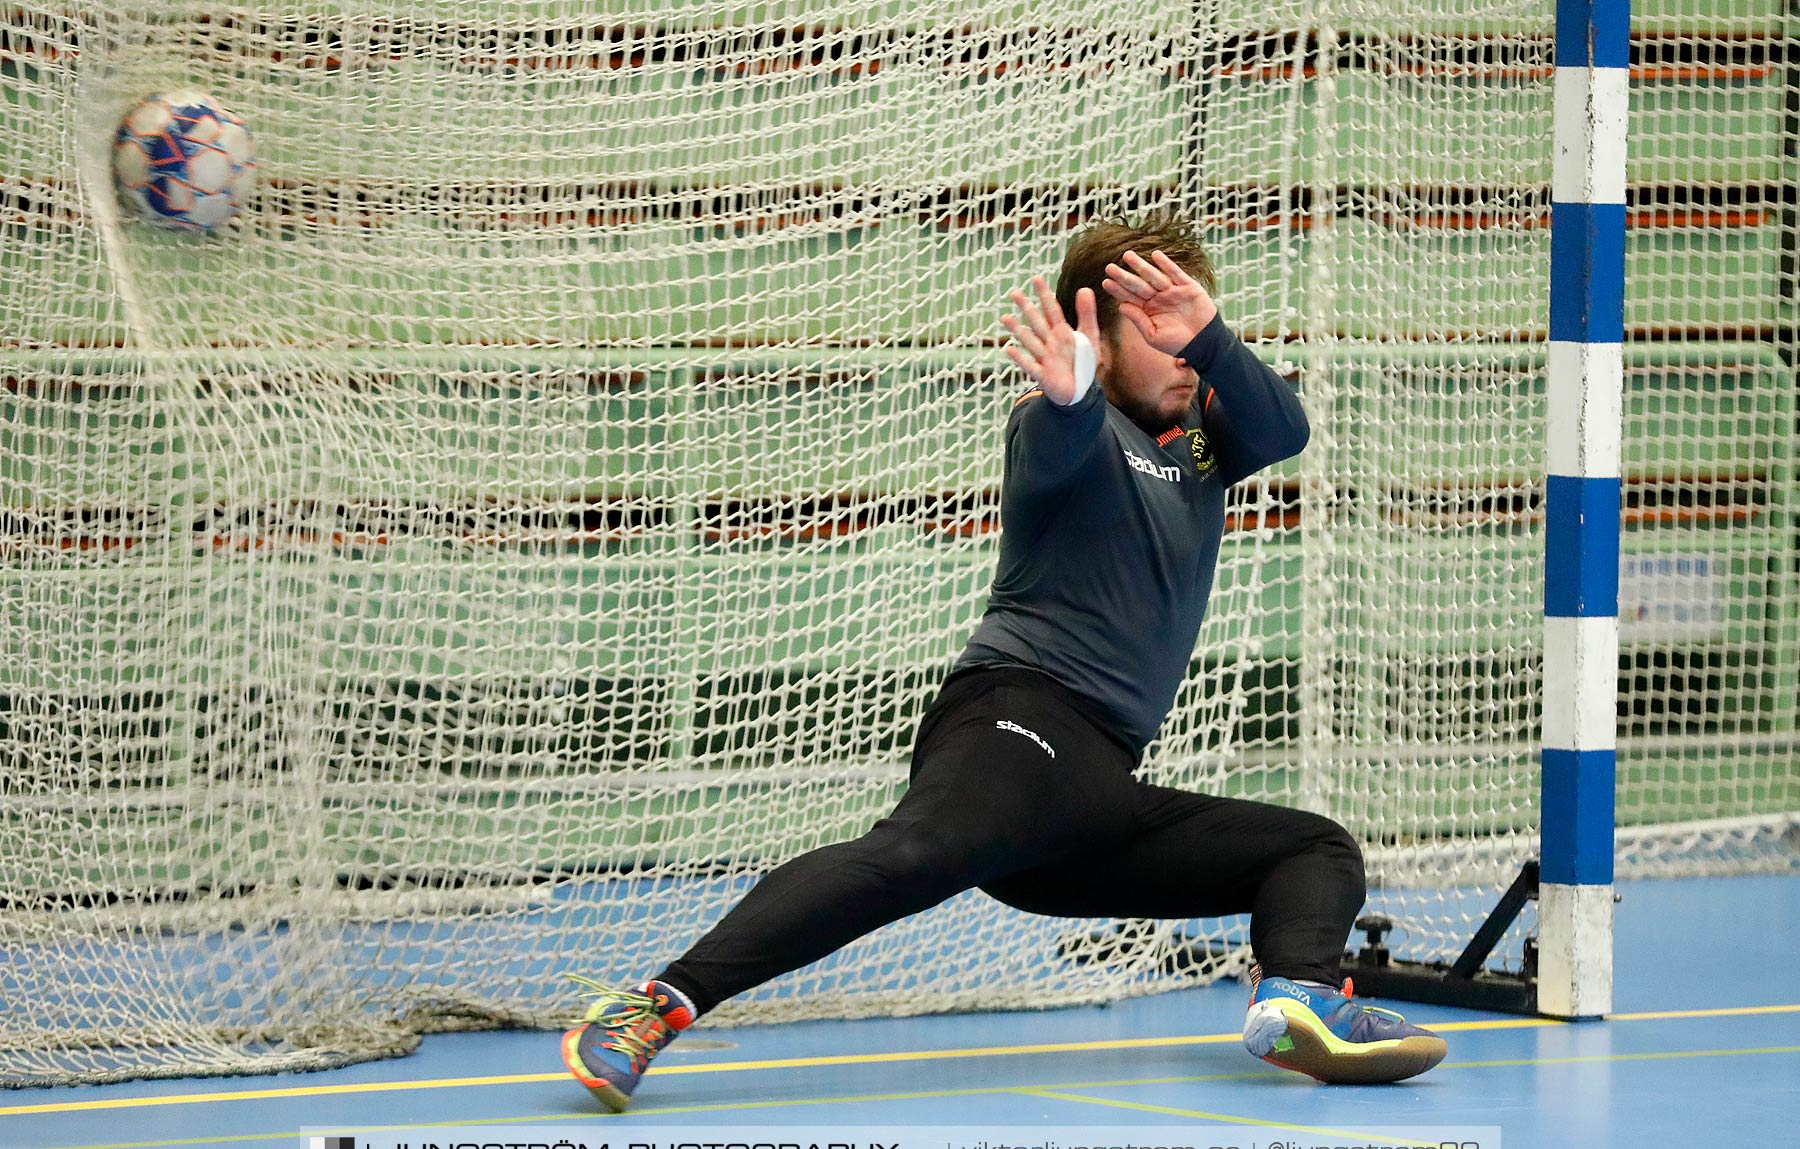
[1123,448,1182,484]
[995,719,1056,758]
[1188,427,1216,476]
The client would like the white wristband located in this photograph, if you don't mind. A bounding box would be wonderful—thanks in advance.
[1054,330,1096,407]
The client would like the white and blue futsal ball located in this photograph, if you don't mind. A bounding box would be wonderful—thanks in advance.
[112,91,256,233]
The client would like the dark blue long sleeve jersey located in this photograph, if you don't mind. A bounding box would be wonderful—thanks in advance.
[951,312,1310,753]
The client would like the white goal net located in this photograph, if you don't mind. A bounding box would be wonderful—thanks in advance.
[0,0,1794,1086]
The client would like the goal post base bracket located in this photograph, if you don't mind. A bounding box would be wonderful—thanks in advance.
[1341,859,1542,1017]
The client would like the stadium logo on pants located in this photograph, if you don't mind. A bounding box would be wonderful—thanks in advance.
[995,719,1056,757]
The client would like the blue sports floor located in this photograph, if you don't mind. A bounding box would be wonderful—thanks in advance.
[5,874,1796,1149]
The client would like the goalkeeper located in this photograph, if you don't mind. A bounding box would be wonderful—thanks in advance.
[561,214,1447,1108]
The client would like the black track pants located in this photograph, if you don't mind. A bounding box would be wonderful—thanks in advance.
[656,667,1365,1017]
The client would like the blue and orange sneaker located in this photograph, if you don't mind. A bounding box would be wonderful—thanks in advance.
[1242,967,1447,1084]
[561,976,694,1111]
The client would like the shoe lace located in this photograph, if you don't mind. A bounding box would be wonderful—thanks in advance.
[1358,1003,1410,1022]
[565,974,669,1070]
[1333,976,1412,1022]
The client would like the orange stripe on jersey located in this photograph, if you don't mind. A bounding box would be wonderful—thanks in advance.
[1203,388,1215,415]
[1014,389,1045,406]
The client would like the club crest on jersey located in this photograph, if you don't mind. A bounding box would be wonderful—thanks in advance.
[1188,427,1216,476]
[1154,424,1215,478]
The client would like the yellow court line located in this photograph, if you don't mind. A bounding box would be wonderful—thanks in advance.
[0,1036,1243,1117]
[38,1047,1800,1149]
[1443,1044,1800,1070]
[7,1000,1797,1119]
[1611,1003,1800,1021]
[33,1077,1273,1149]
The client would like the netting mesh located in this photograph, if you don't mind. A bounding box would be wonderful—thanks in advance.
[1,0,1795,1086]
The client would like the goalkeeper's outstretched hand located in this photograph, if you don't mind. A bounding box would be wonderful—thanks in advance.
[1102,249,1218,355]
[1000,275,1099,407]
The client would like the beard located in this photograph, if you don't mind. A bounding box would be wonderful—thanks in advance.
[1099,331,1197,433]
[1107,384,1189,435]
